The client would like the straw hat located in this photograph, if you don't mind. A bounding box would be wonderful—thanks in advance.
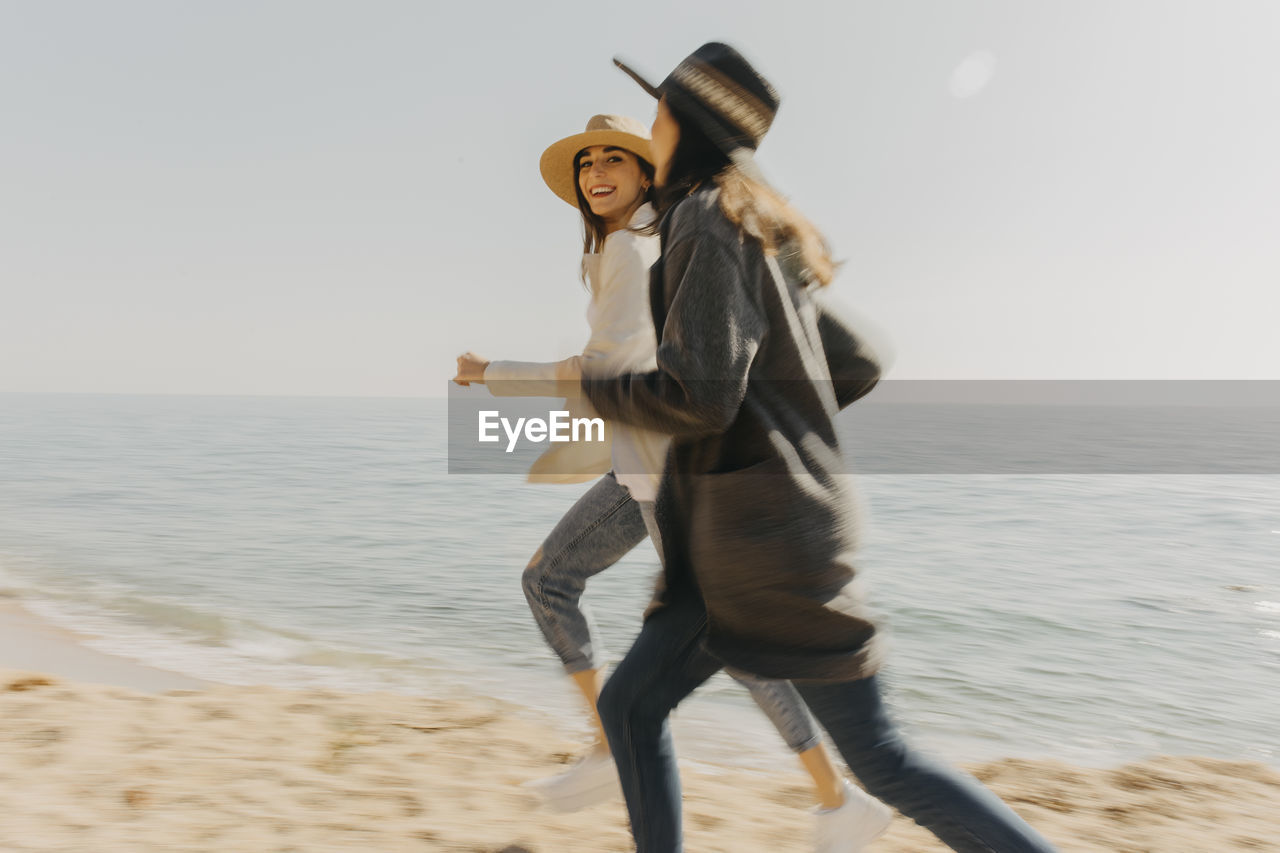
[539,114,653,207]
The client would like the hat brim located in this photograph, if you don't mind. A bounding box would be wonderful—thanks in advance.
[613,58,661,99]
[539,130,653,208]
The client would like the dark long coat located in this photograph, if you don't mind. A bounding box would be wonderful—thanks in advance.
[582,185,885,682]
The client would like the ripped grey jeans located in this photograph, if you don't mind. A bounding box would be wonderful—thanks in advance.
[522,472,821,754]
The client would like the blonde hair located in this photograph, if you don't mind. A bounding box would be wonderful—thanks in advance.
[713,166,837,286]
[653,101,838,287]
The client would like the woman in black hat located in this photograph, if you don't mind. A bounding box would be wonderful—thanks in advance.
[583,43,1059,853]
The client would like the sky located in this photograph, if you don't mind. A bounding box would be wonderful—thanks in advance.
[2,0,1277,397]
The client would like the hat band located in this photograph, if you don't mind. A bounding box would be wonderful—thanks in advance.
[670,61,774,143]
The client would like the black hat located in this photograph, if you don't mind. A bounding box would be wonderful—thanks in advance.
[614,42,780,168]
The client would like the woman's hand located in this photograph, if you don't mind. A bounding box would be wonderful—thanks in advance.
[453,352,490,386]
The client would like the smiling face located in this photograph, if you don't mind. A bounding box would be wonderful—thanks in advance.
[576,145,649,233]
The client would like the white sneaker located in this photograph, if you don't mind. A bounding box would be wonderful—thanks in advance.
[814,780,893,852]
[523,750,621,813]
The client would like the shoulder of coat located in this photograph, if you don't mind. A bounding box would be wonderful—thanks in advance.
[666,185,738,249]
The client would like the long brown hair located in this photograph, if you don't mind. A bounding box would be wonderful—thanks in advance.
[654,101,836,286]
[573,147,657,257]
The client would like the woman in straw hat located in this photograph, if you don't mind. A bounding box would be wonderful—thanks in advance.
[582,44,1060,852]
[452,116,889,844]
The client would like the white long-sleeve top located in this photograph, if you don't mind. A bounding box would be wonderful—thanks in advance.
[484,204,669,501]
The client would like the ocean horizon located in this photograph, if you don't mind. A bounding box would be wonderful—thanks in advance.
[2,391,1276,771]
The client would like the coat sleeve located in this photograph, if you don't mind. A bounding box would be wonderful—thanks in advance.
[814,297,882,409]
[582,226,766,438]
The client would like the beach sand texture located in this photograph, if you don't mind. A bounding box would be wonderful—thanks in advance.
[2,664,1278,852]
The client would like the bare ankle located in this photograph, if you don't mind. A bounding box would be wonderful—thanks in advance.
[816,784,845,810]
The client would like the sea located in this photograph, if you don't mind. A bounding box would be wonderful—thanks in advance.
[1,392,1277,771]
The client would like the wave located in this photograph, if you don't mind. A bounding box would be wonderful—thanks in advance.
[2,567,445,694]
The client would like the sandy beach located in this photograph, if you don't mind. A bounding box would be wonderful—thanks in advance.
[2,599,1279,852]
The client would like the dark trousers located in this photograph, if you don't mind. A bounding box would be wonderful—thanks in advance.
[797,678,1058,852]
[598,599,1058,853]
